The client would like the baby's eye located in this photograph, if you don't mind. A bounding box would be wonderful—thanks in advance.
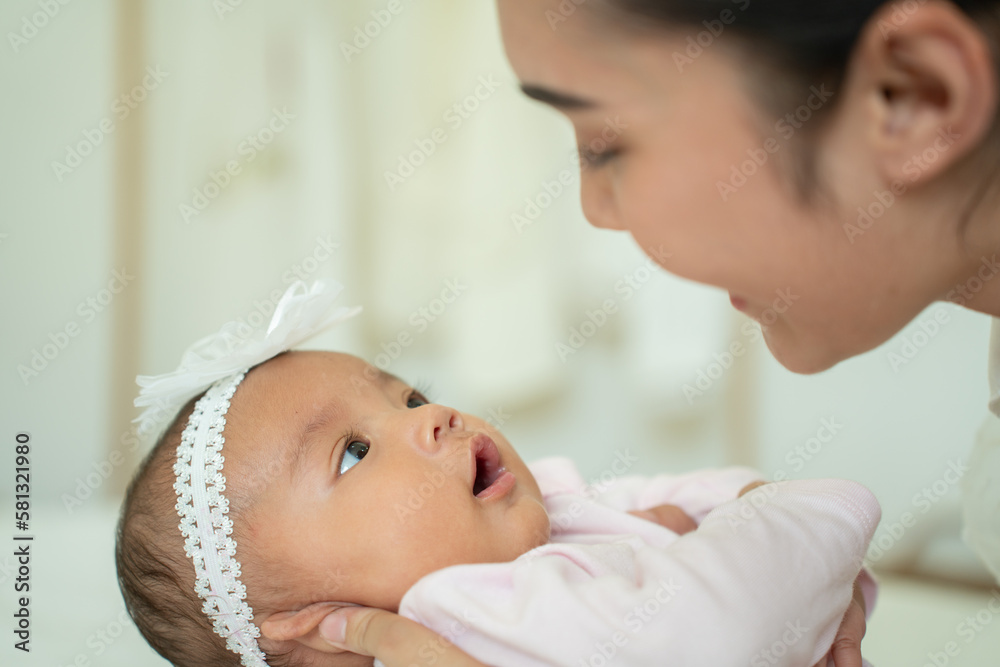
[339,440,369,475]
[407,391,429,409]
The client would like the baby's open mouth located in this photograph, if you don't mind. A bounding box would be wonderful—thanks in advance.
[471,434,514,499]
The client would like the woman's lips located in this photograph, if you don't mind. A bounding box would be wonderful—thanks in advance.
[729,293,748,312]
[470,433,515,501]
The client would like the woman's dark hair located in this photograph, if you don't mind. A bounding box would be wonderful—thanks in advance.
[613,2,991,53]
[599,0,1000,209]
[606,1,999,68]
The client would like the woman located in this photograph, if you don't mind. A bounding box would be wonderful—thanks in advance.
[320,0,1000,664]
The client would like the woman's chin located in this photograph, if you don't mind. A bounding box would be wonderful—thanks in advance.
[763,327,845,375]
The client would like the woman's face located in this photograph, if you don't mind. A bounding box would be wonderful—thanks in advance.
[496,0,971,373]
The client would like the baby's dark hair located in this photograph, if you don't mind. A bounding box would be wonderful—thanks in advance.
[114,392,302,667]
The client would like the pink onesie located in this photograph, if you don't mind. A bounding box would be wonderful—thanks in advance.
[387,457,881,667]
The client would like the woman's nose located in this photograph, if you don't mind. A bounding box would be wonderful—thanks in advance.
[579,172,623,230]
[413,404,465,454]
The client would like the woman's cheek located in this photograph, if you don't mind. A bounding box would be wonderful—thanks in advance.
[617,169,732,287]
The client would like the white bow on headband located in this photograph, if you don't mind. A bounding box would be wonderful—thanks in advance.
[134,280,362,431]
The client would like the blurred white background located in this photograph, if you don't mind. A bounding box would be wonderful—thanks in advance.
[1,1,998,665]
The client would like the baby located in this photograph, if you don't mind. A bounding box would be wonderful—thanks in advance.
[117,347,881,667]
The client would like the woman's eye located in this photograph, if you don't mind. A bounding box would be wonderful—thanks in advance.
[579,145,619,168]
[339,440,369,475]
[407,392,429,409]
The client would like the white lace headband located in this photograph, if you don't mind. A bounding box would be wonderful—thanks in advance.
[134,280,361,666]
[174,371,264,665]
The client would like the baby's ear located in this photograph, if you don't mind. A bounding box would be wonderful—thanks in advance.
[259,602,353,653]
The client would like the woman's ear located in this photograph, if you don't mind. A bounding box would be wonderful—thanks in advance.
[259,602,354,654]
[843,0,997,186]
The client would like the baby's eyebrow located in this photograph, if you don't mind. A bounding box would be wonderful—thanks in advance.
[288,369,408,479]
[373,368,407,388]
[289,405,342,481]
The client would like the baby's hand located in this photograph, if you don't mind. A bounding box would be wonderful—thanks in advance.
[631,480,770,535]
[628,504,698,535]
[738,480,769,497]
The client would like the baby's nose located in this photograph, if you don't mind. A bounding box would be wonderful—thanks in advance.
[434,411,464,441]
[419,405,464,453]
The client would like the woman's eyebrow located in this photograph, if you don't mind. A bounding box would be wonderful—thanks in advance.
[520,83,598,110]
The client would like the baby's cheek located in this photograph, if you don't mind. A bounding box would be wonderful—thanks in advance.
[514,503,552,557]
[533,512,553,547]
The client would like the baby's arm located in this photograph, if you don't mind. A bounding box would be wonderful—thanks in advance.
[575,457,880,630]
[399,478,880,667]
[529,456,765,524]
[606,467,771,523]
[534,457,878,623]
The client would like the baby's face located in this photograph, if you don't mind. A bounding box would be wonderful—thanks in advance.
[227,351,550,612]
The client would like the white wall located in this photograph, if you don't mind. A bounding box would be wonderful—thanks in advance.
[1,0,115,512]
[753,302,993,582]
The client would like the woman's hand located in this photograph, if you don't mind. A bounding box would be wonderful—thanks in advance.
[318,606,487,667]
[628,503,698,535]
[810,577,868,667]
[260,603,486,667]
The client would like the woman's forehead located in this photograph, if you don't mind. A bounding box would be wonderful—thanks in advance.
[499,0,681,116]
[500,0,615,80]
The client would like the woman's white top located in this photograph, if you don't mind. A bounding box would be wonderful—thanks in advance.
[960,318,1000,583]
